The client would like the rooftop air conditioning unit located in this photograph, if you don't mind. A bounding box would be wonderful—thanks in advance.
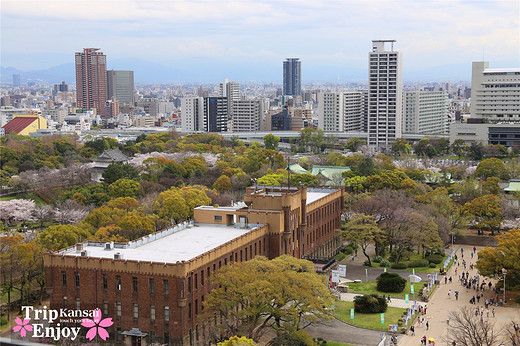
[80,250,88,257]
[104,242,114,250]
[76,244,83,252]
[114,253,123,260]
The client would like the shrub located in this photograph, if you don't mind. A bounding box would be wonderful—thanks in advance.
[426,254,443,264]
[0,317,7,326]
[391,263,407,270]
[354,294,388,313]
[343,246,354,255]
[335,252,347,262]
[429,263,437,268]
[380,260,391,267]
[373,256,383,263]
[408,259,429,268]
[377,272,406,293]
[364,259,372,267]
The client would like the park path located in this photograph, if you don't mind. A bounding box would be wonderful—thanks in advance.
[397,246,520,346]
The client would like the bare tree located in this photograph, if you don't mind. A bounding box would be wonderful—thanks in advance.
[448,307,501,346]
[504,321,520,346]
[32,205,54,228]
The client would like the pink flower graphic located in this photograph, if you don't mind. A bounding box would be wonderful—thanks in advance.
[81,309,113,341]
[13,318,33,337]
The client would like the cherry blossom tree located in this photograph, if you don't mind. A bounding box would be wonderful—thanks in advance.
[0,199,36,225]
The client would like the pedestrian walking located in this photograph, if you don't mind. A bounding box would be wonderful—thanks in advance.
[492,308,495,317]
[422,335,427,345]
[448,289,451,299]
[455,291,459,300]
[486,308,490,317]
[471,252,474,258]
[452,341,456,346]
[426,321,429,330]
[449,276,452,283]
[473,246,476,253]
[411,325,415,336]
[445,276,448,284]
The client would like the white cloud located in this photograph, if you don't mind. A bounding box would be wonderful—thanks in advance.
[1,0,518,75]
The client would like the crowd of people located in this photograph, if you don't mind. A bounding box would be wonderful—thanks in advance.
[412,246,501,346]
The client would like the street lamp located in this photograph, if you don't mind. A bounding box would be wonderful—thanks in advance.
[502,268,508,305]
[446,318,450,346]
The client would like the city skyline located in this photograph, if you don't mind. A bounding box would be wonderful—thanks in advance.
[1,1,519,83]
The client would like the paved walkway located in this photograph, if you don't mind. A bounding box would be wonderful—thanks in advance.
[398,246,520,346]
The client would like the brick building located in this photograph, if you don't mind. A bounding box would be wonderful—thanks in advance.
[44,186,343,345]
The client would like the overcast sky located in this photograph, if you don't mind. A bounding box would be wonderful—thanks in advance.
[1,0,519,81]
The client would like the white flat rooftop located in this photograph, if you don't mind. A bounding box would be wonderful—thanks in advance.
[483,68,520,73]
[306,191,330,204]
[65,223,257,263]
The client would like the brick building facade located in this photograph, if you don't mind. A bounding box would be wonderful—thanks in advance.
[44,186,343,345]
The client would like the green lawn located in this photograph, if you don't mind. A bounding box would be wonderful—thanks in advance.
[334,301,414,331]
[346,281,422,300]
[0,193,46,205]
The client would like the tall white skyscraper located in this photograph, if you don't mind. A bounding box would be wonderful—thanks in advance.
[470,62,520,121]
[368,40,403,147]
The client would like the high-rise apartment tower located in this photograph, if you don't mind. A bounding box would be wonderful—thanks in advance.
[75,48,108,116]
[283,58,301,96]
[368,40,403,147]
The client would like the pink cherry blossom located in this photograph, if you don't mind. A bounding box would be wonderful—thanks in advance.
[12,317,33,338]
[81,309,114,341]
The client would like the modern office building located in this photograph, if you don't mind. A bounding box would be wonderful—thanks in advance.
[75,48,108,116]
[283,58,301,96]
[44,186,343,345]
[230,99,264,132]
[470,62,520,121]
[204,97,228,132]
[107,70,135,106]
[318,92,364,132]
[368,40,403,147]
[403,91,449,134]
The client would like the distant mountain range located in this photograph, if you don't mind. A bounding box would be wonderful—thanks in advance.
[1,59,471,85]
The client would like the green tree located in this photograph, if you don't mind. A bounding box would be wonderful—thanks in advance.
[392,138,412,156]
[290,173,318,187]
[342,214,382,266]
[356,157,376,176]
[263,134,280,151]
[476,229,520,283]
[213,175,232,192]
[451,139,466,158]
[464,194,503,235]
[37,225,90,251]
[344,138,366,152]
[468,142,484,161]
[102,162,139,185]
[218,336,257,346]
[108,179,141,198]
[203,255,333,343]
[475,158,509,180]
